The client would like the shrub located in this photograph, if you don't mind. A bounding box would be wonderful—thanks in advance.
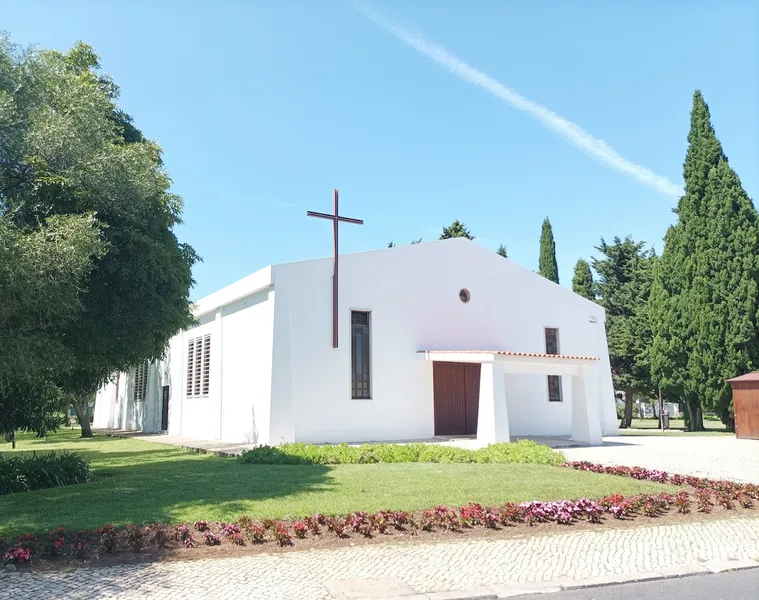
[98,524,119,554]
[272,523,292,546]
[3,543,32,565]
[292,521,308,539]
[193,520,210,532]
[0,452,92,495]
[45,528,67,557]
[675,491,691,514]
[71,532,88,559]
[175,525,197,548]
[239,440,564,467]
[220,523,241,537]
[123,525,146,553]
[697,489,713,513]
[203,531,221,546]
[230,532,246,546]
[249,525,266,543]
[149,524,169,549]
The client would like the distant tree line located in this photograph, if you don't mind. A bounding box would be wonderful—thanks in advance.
[389,91,756,432]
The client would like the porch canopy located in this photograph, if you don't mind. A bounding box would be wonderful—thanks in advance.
[417,350,603,446]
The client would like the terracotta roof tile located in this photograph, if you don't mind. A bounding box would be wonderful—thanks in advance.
[726,371,759,383]
[422,350,599,361]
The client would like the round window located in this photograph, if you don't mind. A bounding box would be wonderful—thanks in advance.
[459,288,471,303]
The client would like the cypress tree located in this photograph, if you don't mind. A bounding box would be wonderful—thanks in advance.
[572,259,594,300]
[594,238,656,428]
[651,90,759,430]
[538,217,559,283]
[440,220,474,240]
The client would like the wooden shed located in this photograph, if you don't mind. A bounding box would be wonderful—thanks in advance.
[726,372,759,440]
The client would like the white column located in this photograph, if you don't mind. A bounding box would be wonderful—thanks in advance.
[571,366,603,445]
[477,361,510,445]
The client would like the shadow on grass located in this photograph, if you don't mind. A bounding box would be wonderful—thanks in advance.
[0,453,333,536]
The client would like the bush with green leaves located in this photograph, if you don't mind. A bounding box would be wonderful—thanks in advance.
[0,451,92,495]
[240,441,564,467]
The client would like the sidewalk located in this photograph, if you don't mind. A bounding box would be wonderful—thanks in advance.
[2,517,759,599]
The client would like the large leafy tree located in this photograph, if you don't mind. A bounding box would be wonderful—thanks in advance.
[0,215,104,442]
[572,259,595,300]
[651,91,759,430]
[440,220,474,240]
[593,237,656,428]
[538,217,559,283]
[0,37,197,437]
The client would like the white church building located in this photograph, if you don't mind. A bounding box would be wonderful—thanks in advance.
[94,238,618,446]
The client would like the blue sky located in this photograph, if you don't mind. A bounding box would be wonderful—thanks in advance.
[3,1,757,298]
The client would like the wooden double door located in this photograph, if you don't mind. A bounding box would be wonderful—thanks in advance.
[433,362,481,436]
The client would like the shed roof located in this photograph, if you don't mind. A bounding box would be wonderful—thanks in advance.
[726,372,759,383]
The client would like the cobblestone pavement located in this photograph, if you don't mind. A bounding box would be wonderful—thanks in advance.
[563,435,759,483]
[2,517,759,599]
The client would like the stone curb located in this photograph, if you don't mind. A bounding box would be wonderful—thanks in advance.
[377,559,759,599]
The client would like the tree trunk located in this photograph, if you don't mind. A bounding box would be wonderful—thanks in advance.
[73,397,93,438]
[620,389,634,429]
[4,431,15,449]
[683,397,704,431]
[658,389,664,429]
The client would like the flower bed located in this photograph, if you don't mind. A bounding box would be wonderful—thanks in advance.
[239,440,564,466]
[0,451,92,495]
[2,462,756,570]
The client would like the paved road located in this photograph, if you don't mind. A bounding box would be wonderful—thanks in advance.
[563,435,759,483]
[512,568,759,600]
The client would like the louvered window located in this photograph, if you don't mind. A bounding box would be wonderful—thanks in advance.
[351,311,371,399]
[545,327,562,402]
[186,334,211,398]
[202,334,211,396]
[133,362,149,402]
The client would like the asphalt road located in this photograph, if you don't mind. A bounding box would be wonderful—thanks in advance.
[512,569,759,600]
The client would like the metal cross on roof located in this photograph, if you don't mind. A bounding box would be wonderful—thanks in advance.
[307,189,363,348]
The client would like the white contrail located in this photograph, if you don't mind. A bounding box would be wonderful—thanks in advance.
[353,3,682,198]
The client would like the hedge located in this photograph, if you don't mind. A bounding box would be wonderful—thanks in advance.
[0,451,92,495]
[240,440,565,466]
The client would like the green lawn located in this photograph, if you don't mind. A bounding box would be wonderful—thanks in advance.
[619,418,731,436]
[0,430,675,536]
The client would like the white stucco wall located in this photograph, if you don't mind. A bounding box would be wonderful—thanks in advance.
[95,238,617,444]
[271,238,616,444]
[93,362,163,433]
[219,288,275,444]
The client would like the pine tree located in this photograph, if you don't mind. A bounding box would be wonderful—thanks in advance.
[538,218,559,283]
[594,238,656,428]
[651,90,759,430]
[572,259,594,300]
[496,244,508,258]
[440,220,474,240]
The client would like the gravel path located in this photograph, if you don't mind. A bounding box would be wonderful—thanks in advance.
[563,435,759,483]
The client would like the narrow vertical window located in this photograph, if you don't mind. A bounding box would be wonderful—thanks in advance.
[133,362,149,402]
[186,334,212,398]
[193,338,202,397]
[545,327,563,402]
[351,311,371,399]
